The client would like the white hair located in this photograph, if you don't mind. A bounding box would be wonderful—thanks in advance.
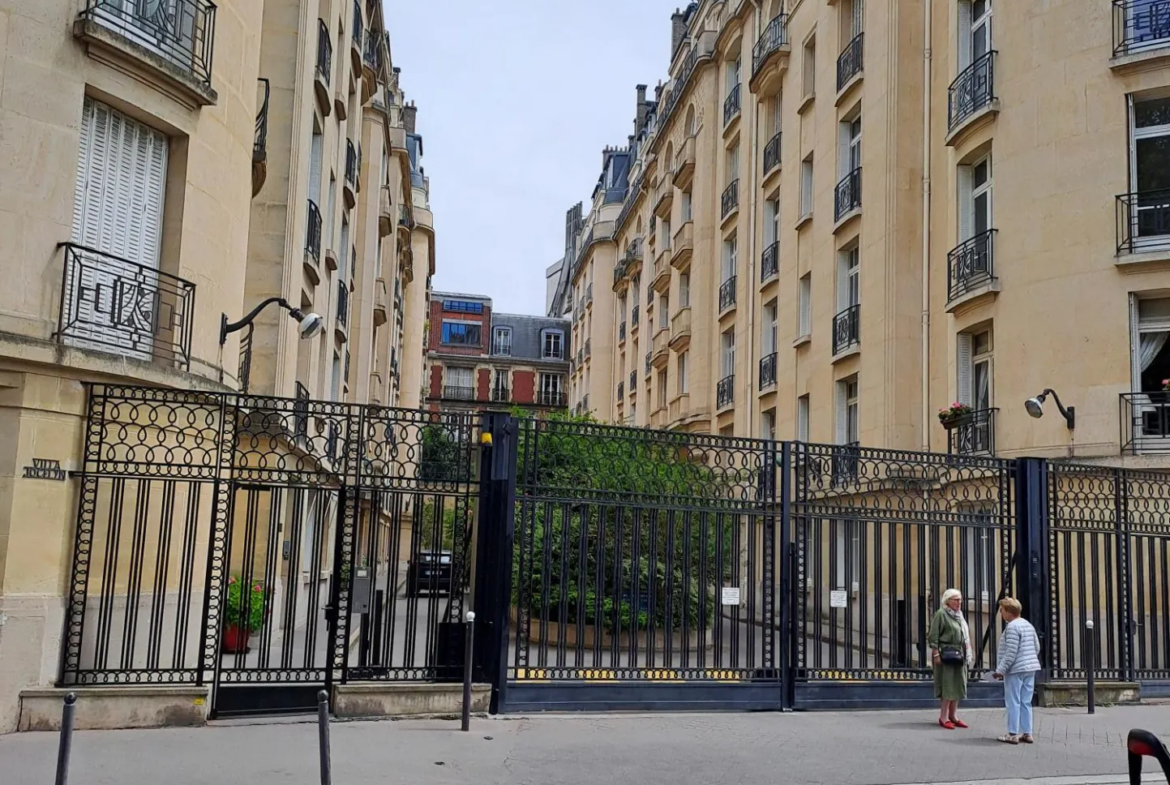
[941,588,963,605]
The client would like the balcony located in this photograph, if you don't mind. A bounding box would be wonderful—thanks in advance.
[629,371,637,396]
[673,136,696,189]
[651,406,669,428]
[719,276,737,314]
[491,387,511,404]
[350,0,363,73]
[671,221,694,270]
[379,185,393,237]
[617,382,624,401]
[670,306,692,351]
[344,140,358,208]
[760,242,779,283]
[619,321,627,344]
[1114,0,1170,62]
[1116,189,1170,256]
[832,304,861,357]
[652,252,672,294]
[836,32,864,95]
[947,51,997,144]
[750,13,791,95]
[398,203,414,241]
[443,386,475,401]
[654,179,674,218]
[56,242,195,370]
[373,277,388,326]
[305,200,323,283]
[668,394,690,424]
[631,304,640,330]
[945,408,997,456]
[314,20,332,116]
[759,353,778,392]
[717,375,735,410]
[723,83,742,127]
[834,167,862,225]
[1122,392,1170,453]
[335,281,349,342]
[76,0,217,106]
[721,179,740,222]
[763,132,782,179]
[651,327,670,368]
[947,229,998,309]
[645,351,652,376]
[253,78,269,197]
[584,338,591,359]
[537,390,567,408]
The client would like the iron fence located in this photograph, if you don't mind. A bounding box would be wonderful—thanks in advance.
[56,242,195,371]
[316,20,332,86]
[948,52,996,132]
[80,0,217,89]
[947,229,996,303]
[1116,189,1170,254]
[832,304,860,356]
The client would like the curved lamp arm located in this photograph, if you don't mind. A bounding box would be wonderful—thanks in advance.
[1040,388,1076,430]
[220,297,306,345]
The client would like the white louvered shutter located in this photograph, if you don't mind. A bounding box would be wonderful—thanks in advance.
[957,332,974,405]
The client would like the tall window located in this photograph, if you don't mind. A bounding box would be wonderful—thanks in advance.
[837,375,860,444]
[493,368,509,397]
[802,33,816,98]
[1130,95,1170,247]
[326,175,337,249]
[844,0,864,40]
[763,299,778,355]
[657,370,668,408]
[679,273,691,307]
[659,296,670,329]
[771,90,783,135]
[800,154,814,217]
[722,234,738,283]
[959,155,993,240]
[331,351,342,401]
[682,190,693,222]
[838,246,860,310]
[727,142,741,184]
[540,373,563,400]
[960,0,992,70]
[1133,296,1170,395]
[957,328,993,411]
[721,329,736,379]
[492,326,512,355]
[797,394,811,441]
[761,409,777,440]
[542,330,564,359]
[765,199,781,245]
[678,351,689,393]
[662,217,672,249]
[799,274,812,336]
[442,321,481,346]
[309,129,323,204]
[726,55,741,91]
[840,115,861,177]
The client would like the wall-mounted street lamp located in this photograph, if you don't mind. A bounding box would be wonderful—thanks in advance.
[220,297,324,345]
[1024,388,1075,430]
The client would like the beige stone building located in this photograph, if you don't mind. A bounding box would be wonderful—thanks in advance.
[0,0,433,732]
[552,0,1170,466]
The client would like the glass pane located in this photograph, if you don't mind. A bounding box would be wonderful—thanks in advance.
[974,360,991,409]
[974,191,990,234]
[1136,97,1170,129]
[1137,137,1170,192]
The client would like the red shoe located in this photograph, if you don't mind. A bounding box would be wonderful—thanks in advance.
[939,719,955,730]
[950,718,969,729]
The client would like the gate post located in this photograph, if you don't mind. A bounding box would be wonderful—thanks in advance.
[1014,457,1051,676]
[472,412,518,713]
[778,441,794,711]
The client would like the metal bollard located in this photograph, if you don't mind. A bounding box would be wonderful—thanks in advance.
[55,693,77,785]
[462,610,476,732]
[317,690,332,785]
[1086,620,1096,715]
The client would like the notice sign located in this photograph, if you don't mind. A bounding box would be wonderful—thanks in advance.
[721,587,741,606]
[830,590,849,609]
[23,459,66,481]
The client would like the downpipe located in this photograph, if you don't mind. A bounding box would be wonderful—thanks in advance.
[920,0,933,451]
[745,0,761,441]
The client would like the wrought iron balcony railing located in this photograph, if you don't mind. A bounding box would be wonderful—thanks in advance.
[619,321,627,342]
[79,0,217,89]
[763,132,781,175]
[617,382,624,401]
[294,382,310,439]
[491,387,510,403]
[1116,188,1170,254]
[947,229,997,302]
[1122,392,1170,454]
[752,14,790,77]
[306,200,323,263]
[398,203,414,229]
[443,386,475,401]
[759,353,778,391]
[56,242,195,370]
[837,32,864,91]
[645,352,652,375]
[316,19,332,87]
[345,140,357,186]
[1113,0,1170,56]
[352,0,363,54]
[946,408,997,456]
[834,167,862,221]
[948,51,996,132]
[337,280,349,326]
[719,276,737,312]
[721,179,740,219]
[629,371,637,393]
[761,242,779,282]
[717,375,735,409]
[254,78,269,165]
[632,304,640,327]
[832,303,860,355]
[538,390,567,407]
[724,83,742,125]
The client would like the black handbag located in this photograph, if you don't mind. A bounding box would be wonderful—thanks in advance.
[940,646,965,665]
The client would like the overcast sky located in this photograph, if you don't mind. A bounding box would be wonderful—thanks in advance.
[384,0,681,316]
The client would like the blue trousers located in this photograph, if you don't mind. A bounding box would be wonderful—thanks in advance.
[1004,671,1036,735]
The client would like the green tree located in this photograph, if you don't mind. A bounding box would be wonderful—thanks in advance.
[419,423,469,482]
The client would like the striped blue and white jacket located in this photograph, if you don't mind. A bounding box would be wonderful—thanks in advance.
[996,617,1042,676]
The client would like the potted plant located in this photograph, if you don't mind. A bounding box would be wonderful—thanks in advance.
[222,576,265,654]
[938,402,974,430]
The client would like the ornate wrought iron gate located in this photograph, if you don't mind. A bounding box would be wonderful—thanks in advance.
[59,385,479,717]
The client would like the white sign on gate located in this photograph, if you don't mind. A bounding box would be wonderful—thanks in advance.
[830,590,849,608]
[721,587,741,606]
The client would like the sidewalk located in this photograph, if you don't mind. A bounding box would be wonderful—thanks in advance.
[3,704,1170,785]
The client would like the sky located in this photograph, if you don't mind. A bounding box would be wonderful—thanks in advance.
[383,0,683,316]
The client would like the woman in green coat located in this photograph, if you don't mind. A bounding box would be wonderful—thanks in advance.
[928,588,972,730]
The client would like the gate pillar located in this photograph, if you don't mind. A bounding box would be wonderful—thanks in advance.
[1014,457,1051,673]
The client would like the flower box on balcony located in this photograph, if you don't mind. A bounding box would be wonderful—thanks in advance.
[938,403,974,430]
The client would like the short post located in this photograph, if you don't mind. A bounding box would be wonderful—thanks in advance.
[462,610,476,732]
[55,692,77,785]
[316,690,332,785]
[1086,620,1096,715]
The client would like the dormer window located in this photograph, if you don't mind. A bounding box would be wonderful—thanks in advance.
[492,326,512,355]
[542,329,565,360]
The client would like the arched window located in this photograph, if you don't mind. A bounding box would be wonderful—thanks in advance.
[685,105,697,137]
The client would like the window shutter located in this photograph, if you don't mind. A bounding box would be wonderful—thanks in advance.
[1131,293,1142,393]
[957,332,974,405]
[835,381,848,443]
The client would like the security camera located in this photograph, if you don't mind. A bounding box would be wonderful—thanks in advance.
[297,312,325,340]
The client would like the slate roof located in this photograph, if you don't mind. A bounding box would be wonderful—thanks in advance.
[490,312,571,362]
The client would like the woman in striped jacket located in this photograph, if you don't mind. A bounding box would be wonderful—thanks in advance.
[993,597,1042,745]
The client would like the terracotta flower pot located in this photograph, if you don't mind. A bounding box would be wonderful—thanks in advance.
[221,624,251,654]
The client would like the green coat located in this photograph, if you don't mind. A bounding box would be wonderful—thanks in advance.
[928,608,968,700]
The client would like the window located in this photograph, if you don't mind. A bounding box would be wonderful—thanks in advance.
[960,0,992,70]
[761,409,776,440]
[797,394,811,441]
[765,199,780,245]
[662,217,672,249]
[339,218,350,272]
[844,0,865,41]
[800,154,814,218]
[727,142,740,184]
[444,300,484,313]
[309,129,323,203]
[721,329,736,378]
[441,321,482,346]
[331,351,342,401]
[838,246,860,310]
[446,366,474,389]
[492,326,512,355]
[682,190,693,222]
[657,370,668,408]
[679,273,691,307]
[958,328,993,411]
[722,234,738,283]
[763,300,778,355]
[326,175,337,248]
[69,98,167,360]
[836,375,860,444]
[493,368,509,398]
[834,519,860,592]
[543,330,564,359]
[771,90,783,135]
[840,114,862,177]
[1130,95,1170,247]
[726,56,741,91]
[540,373,563,400]
[678,351,689,394]
[802,33,816,98]
[959,155,993,241]
[959,503,997,601]
[799,274,812,336]
[1131,296,1170,394]
[659,296,669,329]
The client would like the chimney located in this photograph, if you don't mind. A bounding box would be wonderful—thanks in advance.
[402,101,417,134]
[671,8,688,55]
[635,84,649,135]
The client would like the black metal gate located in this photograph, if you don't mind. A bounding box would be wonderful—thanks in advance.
[487,418,782,712]
[59,385,479,717]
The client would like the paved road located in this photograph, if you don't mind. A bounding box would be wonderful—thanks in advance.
[5,704,1170,785]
